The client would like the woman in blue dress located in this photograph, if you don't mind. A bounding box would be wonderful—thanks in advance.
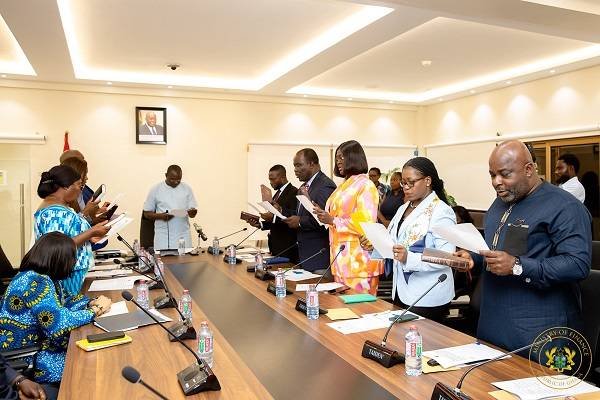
[0,232,111,388]
[33,165,109,296]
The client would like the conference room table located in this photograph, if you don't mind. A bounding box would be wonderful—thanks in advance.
[59,252,539,399]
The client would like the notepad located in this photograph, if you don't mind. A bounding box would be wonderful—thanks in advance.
[326,308,360,321]
[76,334,132,351]
[339,294,377,304]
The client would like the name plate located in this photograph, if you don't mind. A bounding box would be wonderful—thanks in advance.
[153,294,176,309]
[430,383,472,400]
[254,268,274,281]
[266,282,293,296]
[361,340,405,368]
[294,298,328,315]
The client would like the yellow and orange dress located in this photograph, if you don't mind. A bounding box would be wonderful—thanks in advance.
[326,173,382,294]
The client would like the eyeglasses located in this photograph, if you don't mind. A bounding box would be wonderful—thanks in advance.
[400,177,425,188]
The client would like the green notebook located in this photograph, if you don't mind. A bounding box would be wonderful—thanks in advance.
[339,294,377,304]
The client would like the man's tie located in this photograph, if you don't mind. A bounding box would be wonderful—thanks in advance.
[151,126,156,135]
[272,190,281,203]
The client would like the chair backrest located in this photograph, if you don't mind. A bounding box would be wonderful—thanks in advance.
[581,270,600,366]
[467,209,486,231]
[591,241,600,271]
[0,245,16,279]
[140,213,155,249]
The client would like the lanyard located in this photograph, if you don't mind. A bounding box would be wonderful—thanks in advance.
[491,203,514,251]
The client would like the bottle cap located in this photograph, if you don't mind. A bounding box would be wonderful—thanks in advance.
[183,289,189,294]
[409,325,417,330]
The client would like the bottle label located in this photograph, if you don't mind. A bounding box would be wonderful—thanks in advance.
[307,291,318,307]
[406,341,422,358]
[198,337,212,353]
[276,274,285,287]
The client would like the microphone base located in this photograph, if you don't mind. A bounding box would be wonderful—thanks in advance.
[254,268,273,280]
[148,280,165,291]
[154,295,176,309]
[361,340,405,368]
[222,256,242,264]
[168,321,197,341]
[294,298,328,315]
[266,282,293,296]
[430,383,472,400]
[188,248,204,256]
[177,361,221,395]
[207,246,223,255]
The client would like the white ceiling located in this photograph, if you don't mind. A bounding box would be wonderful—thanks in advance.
[1,0,600,104]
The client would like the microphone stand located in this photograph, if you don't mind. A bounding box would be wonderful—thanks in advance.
[121,366,169,400]
[246,242,298,273]
[116,234,164,290]
[122,291,221,395]
[189,224,207,256]
[294,244,346,315]
[362,274,448,368]
[208,228,248,254]
[223,227,260,264]
[255,247,325,281]
[431,336,551,400]
[113,259,164,290]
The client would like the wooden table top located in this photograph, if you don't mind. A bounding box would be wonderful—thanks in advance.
[58,252,539,399]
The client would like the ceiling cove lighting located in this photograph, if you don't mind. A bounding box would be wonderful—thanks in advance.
[289,44,600,103]
[0,15,36,76]
[56,0,392,90]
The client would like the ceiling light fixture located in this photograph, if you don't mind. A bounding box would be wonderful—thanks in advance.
[421,60,432,67]
[1,74,6,78]
[347,98,353,101]
[167,85,173,89]
[505,81,512,84]
[107,81,112,85]
[470,90,476,94]
[550,69,556,73]
[0,15,36,76]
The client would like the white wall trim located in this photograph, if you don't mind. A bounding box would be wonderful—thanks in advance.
[423,124,600,148]
[248,141,416,149]
[0,133,46,144]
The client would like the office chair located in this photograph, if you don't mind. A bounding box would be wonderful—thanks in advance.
[140,213,155,250]
[580,270,600,385]
[1,346,40,378]
[591,241,600,271]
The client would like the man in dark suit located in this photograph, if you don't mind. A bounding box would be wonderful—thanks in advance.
[139,112,164,136]
[457,140,591,352]
[248,165,299,263]
[284,148,336,272]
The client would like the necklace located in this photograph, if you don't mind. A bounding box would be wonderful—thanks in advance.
[408,202,417,209]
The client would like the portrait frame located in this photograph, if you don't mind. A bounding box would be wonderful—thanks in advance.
[136,107,167,145]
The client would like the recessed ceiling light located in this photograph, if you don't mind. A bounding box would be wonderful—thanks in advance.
[470,90,476,94]
[505,81,512,85]
[1,75,6,78]
[421,60,432,67]
[167,85,173,89]
[388,101,394,104]
[347,98,353,101]
[303,94,307,98]
[438,98,444,101]
[107,81,112,85]
[550,69,556,74]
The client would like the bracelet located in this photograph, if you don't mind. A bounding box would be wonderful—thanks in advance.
[13,375,26,389]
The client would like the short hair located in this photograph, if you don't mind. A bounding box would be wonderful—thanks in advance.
[558,153,580,174]
[369,167,382,175]
[297,148,319,165]
[166,164,182,175]
[60,157,88,178]
[334,140,368,178]
[37,165,81,199]
[20,232,77,280]
[59,149,84,164]
[391,171,402,179]
[269,164,286,175]
[452,206,474,224]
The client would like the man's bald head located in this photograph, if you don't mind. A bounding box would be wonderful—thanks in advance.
[59,149,84,164]
[489,140,539,203]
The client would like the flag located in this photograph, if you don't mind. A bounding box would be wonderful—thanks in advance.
[63,131,70,151]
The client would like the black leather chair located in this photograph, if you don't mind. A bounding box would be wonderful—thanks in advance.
[591,241,600,271]
[0,245,17,297]
[581,270,600,385]
[140,213,155,250]
[1,346,39,378]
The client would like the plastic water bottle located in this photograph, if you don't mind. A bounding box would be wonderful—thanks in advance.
[138,248,147,271]
[133,239,140,255]
[136,280,150,309]
[156,258,165,275]
[211,237,220,255]
[254,251,264,272]
[153,255,161,277]
[198,321,214,368]
[178,238,186,256]
[405,325,423,376]
[178,289,193,323]
[226,245,237,265]
[275,268,286,298]
[306,284,319,320]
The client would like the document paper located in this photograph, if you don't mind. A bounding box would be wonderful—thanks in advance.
[296,195,327,227]
[360,222,394,259]
[295,282,344,291]
[422,343,507,368]
[96,214,134,244]
[88,276,140,292]
[432,223,489,253]
[492,376,600,400]
[258,201,286,220]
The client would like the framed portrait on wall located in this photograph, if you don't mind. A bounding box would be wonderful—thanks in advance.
[136,107,167,144]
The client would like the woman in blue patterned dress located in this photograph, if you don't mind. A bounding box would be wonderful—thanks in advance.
[0,232,112,387]
[34,165,109,296]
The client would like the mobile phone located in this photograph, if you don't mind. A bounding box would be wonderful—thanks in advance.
[104,205,118,220]
[388,314,419,323]
[328,285,350,294]
[87,331,125,343]
[92,184,106,202]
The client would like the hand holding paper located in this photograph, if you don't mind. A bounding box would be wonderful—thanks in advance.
[258,201,286,220]
[360,222,394,259]
[296,195,327,227]
[432,223,489,253]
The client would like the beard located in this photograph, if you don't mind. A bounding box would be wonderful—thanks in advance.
[556,174,570,184]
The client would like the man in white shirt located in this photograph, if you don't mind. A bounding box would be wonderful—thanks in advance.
[143,165,197,250]
[555,153,585,203]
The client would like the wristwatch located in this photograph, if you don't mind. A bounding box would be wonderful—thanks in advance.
[512,256,523,276]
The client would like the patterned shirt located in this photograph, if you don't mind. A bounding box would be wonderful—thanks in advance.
[33,205,92,296]
[0,271,93,383]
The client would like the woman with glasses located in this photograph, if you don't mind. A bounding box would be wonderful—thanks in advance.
[362,157,456,321]
[314,140,382,294]
[34,165,109,295]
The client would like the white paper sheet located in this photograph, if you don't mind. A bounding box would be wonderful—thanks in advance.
[88,276,140,292]
[360,222,394,259]
[279,269,320,282]
[296,282,344,291]
[247,202,263,215]
[86,269,133,279]
[296,195,327,226]
[90,263,121,271]
[96,215,134,244]
[364,309,424,322]
[422,343,507,368]
[168,209,188,218]
[103,193,124,213]
[148,308,173,322]
[326,316,390,335]
[432,223,489,253]
[96,300,129,318]
[258,201,286,220]
[492,376,600,400]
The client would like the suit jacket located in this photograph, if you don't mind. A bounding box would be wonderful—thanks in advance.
[262,183,298,263]
[295,171,336,271]
[139,124,164,136]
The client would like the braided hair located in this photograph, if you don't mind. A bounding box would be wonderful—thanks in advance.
[403,157,449,205]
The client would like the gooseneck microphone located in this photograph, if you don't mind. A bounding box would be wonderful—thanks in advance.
[217,227,247,241]
[431,335,551,400]
[255,247,326,281]
[121,291,221,395]
[245,242,299,273]
[121,366,169,400]
[233,227,260,248]
[294,244,346,315]
[113,259,161,285]
[116,234,154,272]
[193,223,208,241]
[362,273,448,368]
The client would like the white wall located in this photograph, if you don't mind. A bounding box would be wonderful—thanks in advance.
[0,84,416,253]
